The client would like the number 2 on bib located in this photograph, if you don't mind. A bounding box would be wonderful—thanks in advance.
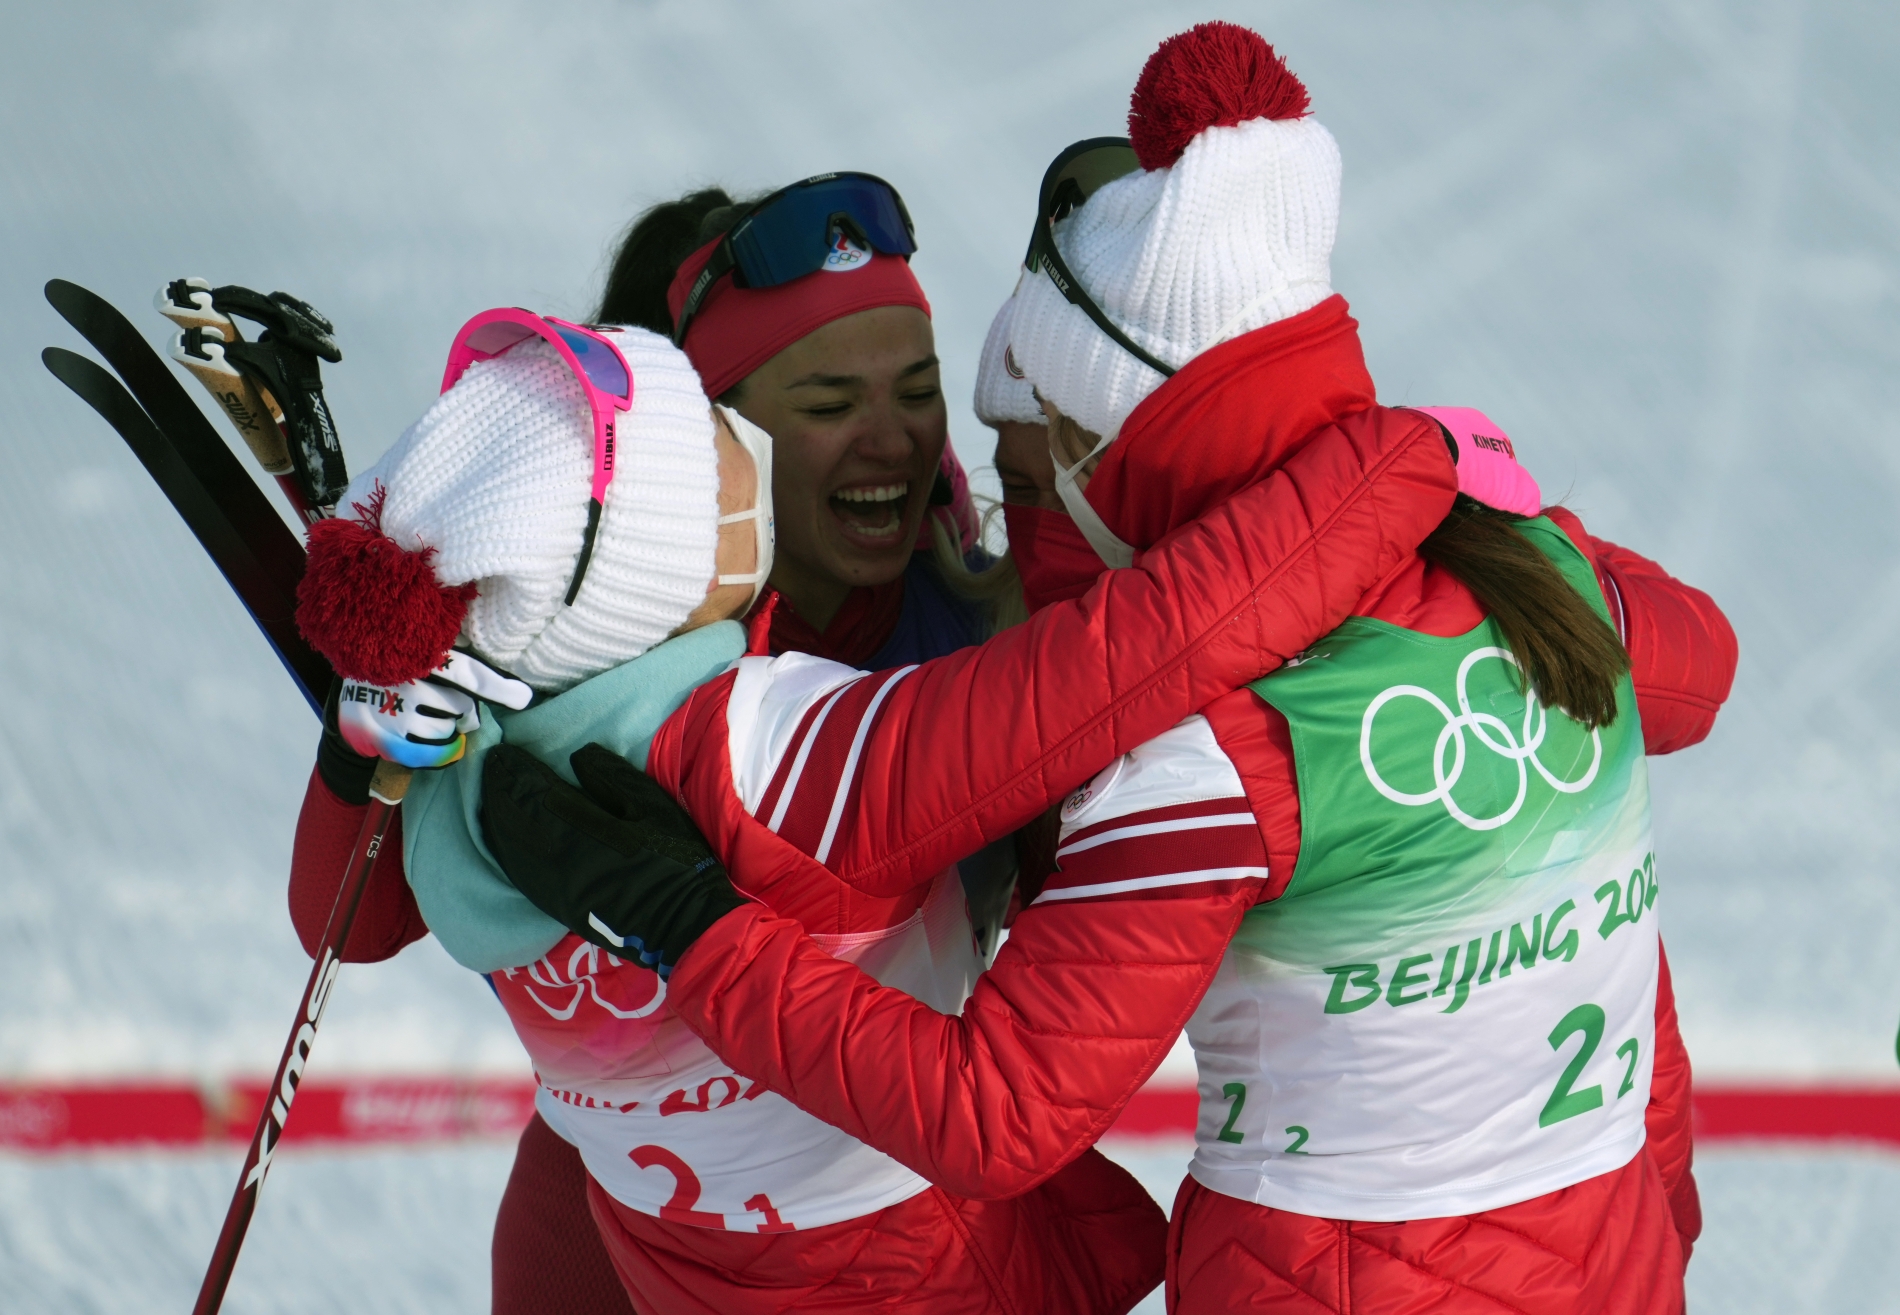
[1217,1082,1247,1144]
[1538,1003,1606,1127]
[628,1145,724,1228]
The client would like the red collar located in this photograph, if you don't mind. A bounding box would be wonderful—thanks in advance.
[1086,294,1375,551]
[751,576,906,666]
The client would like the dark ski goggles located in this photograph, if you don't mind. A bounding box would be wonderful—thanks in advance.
[673,171,918,346]
[1023,138,1175,379]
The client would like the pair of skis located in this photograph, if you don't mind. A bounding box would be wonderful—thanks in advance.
[42,281,331,712]
[41,280,409,1315]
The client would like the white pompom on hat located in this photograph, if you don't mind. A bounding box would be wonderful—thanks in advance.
[972,281,1046,428]
[299,326,720,694]
[1010,23,1340,441]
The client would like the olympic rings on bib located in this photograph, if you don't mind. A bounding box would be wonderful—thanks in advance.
[1359,646,1602,832]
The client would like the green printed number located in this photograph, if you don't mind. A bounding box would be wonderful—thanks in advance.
[1217,1082,1247,1144]
[1595,853,1658,940]
[1283,1125,1310,1155]
[1616,1038,1640,1098]
[1538,1004,1607,1128]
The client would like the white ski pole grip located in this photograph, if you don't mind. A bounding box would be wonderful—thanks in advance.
[166,327,293,474]
[155,280,293,475]
[191,759,413,1315]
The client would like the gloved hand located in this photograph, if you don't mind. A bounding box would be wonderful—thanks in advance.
[481,742,747,977]
[323,649,534,792]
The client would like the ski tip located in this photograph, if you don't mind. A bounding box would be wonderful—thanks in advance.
[41,344,105,391]
[44,277,105,323]
[39,346,114,410]
[40,344,87,376]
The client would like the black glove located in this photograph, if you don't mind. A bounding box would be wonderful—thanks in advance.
[481,742,746,976]
[317,677,378,804]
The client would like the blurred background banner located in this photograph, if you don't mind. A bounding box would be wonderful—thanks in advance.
[3,2,1897,1311]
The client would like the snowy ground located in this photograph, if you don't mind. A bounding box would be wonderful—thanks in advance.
[4,0,1899,1311]
[6,1139,1898,1314]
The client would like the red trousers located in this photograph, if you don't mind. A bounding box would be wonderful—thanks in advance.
[495,1110,1165,1314]
[492,1113,635,1314]
[589,1145,1165,1315]
[1165,1149,1685,1314]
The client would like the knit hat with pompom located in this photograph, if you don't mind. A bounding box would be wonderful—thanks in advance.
[971,278,1045,428]
[1010,22,1339,441]
[296,326,720,694]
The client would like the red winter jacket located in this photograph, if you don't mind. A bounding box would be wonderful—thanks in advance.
[288,383,1460,1314]
[655,301,1736,1314]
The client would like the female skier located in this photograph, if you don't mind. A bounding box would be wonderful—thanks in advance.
[287,169,1489,1309]
[290,179,999,1315]
[483,25,1736,1315]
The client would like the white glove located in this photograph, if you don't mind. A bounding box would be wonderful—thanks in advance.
[335,650,533,769]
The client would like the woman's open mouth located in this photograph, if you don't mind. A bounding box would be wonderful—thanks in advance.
[829,482,909,545]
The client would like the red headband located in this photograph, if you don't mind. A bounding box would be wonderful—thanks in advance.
[666,236,932,398]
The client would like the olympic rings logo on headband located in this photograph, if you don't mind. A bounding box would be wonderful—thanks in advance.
[1359,646,1601,832]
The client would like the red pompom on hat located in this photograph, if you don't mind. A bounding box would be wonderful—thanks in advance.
[297,485,477,686]
[1129,21,1311,170]
[1007,22,1342,444]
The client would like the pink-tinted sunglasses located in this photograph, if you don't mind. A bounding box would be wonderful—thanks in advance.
[443,309,635,605]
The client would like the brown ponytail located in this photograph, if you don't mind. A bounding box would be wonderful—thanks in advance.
[1418,495,1629,730]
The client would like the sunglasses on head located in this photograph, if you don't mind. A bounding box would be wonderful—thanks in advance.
[672,171,918,347]
[1024,138,1176,380]
[443,310,635,605]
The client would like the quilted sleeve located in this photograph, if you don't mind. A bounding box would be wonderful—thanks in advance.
[667,813,1270,1200]
[288,765,428,962]
[1543,507,1737,754]
[690,406,1455,898]
[1646,943,1702,1257]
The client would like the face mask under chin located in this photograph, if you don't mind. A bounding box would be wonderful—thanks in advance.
[1049,427,1135,569]
[713,404,777,609]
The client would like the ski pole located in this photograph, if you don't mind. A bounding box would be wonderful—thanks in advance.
[191,757,412,1315]
[155,279,321,525]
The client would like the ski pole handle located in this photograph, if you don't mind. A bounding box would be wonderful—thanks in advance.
[191,759,412,1315]
[156,280,322,525]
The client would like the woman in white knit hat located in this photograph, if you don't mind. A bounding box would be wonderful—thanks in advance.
[491,24,1739,1315]
[287,259,1467,1310]
[290,175,1007,1315]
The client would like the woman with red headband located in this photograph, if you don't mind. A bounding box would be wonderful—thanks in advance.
[605,182,1009,665]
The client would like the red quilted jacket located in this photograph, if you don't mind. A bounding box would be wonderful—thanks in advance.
[656,301,1736,1314]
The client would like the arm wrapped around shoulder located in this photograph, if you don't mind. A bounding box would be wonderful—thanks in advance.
[789,404,1458,896]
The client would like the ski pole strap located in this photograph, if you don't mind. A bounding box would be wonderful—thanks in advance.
[219,338,348,511]
[209,286,349,513]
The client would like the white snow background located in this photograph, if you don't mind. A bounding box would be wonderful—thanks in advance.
[1,1,1896,1311]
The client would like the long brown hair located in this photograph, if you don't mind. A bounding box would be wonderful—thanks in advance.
[1418,495,1630,730]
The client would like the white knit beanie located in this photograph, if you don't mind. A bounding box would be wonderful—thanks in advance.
[332,327,719,693]
[971,281,1045,428]
[1011,23,1339,441]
